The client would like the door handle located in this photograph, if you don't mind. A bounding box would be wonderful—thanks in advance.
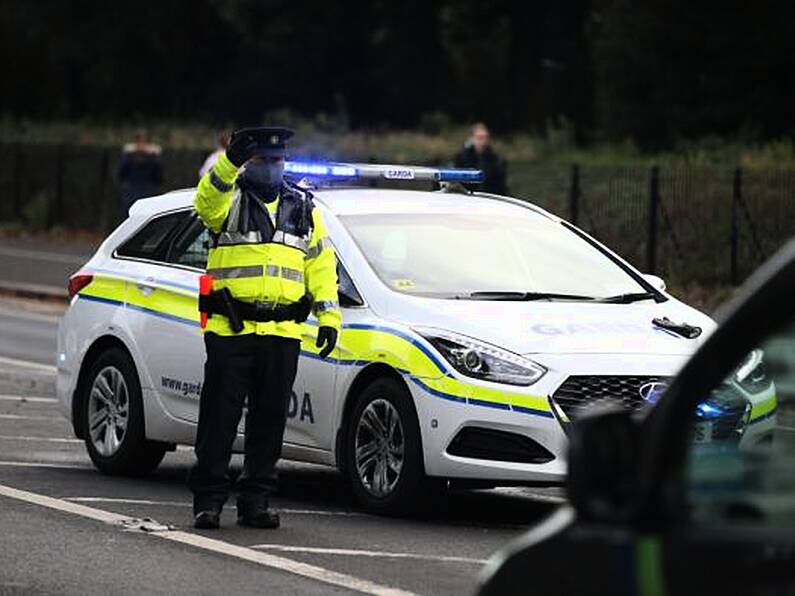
[136,277,156,296]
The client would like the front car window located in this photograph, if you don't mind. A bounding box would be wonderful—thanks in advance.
[686,320,794,530]
[340,211,648,298]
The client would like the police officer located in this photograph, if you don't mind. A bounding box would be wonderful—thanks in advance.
[188,127,341,529]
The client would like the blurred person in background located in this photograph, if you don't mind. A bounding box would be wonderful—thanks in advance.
[199,130,231,178]
[116,129,163,215]
[453,122,508,195]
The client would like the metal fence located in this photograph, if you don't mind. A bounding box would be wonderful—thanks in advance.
[1,142,794,286]
[0,142,207,232]
[509,162,795,286]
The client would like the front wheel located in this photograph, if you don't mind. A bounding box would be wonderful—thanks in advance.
[344,377,424,513]
[82,348,166,476]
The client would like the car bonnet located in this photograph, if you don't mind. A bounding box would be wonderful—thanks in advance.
[385,297,716,356]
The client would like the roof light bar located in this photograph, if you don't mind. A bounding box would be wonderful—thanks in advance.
[284,161,484,183]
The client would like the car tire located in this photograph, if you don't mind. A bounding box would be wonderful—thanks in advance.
[344,377,424,514]
[82,348,166,476]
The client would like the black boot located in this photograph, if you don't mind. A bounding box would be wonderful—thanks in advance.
[237,504,280,529]
[194,509,221,529]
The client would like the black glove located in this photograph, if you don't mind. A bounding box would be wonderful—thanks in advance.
[290,295,313,323]
[226,130,258,167]
[316,326,338,359]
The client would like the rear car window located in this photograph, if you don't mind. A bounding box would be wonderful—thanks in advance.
[116,211,187,261]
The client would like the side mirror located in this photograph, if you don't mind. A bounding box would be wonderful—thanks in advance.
[643,274,666,292]
[567,408,640,523]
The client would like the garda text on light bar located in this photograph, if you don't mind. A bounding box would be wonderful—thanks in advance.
[283,161,483,183]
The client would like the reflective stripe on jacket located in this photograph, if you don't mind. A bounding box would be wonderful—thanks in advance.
[194,153,341,339]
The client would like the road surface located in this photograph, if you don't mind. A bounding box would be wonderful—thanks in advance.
[0,235,95,290]
[0,297,563,595]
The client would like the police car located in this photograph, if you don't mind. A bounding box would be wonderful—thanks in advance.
[56,162,776,512]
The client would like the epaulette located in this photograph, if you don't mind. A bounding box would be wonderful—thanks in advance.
[283,180,315,207]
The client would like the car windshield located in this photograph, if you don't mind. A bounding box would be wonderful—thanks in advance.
[341,211,648,299]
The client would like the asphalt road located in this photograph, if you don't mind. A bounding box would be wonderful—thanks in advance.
[0,236,95,290]
[0,297,563,595]
[0,300,59,364]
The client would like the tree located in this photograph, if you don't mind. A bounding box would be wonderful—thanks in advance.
[591,0,795,147]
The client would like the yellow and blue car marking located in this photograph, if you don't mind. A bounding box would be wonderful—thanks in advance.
[76,271,554,419]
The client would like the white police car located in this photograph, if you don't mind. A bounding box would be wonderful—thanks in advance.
[56,162,776,512]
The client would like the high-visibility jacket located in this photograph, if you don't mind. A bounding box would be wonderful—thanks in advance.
[194,153,341,339]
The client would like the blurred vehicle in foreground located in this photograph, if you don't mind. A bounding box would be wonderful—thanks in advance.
[478,240,795,596]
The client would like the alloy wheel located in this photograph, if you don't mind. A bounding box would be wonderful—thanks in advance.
[87,366,129,457]
[354,398,405,497]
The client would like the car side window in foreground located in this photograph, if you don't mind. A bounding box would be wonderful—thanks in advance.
[685,319,795,530]
[116,211,187,261]
[168,216,210,270]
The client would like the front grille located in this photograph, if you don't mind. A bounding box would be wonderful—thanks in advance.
[447,427,555,464]
[551,375,672,422]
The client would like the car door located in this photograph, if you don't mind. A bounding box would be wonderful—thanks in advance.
[122,210,206,424]
[284,257,364,452]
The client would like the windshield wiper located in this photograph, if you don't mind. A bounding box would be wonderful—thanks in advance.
[466,291,597,302]
[598,291,658,304]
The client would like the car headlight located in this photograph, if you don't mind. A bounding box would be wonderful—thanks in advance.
[415,327,546,386]
[735,349,771,394]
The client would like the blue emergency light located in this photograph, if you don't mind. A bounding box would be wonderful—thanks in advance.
[284,161,484,183]
[695,401,726,419]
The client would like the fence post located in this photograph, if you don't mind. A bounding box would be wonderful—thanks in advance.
[730,168,741,285]
[569,163,580,225]
[647,165,660,274]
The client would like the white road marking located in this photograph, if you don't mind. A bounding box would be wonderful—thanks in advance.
[159,532,416,596]
[0,305,61,324]
[66,497,365,517]
[0,483,129,523]
[251,544,487,565]
[0,355,57,373]
[0,461,90,470]
[0,482,415,596]
[0,394,58,403]
[0,414,62,421]
[0,245,89,265]
[66,497,197,507]
[0,435,82,444]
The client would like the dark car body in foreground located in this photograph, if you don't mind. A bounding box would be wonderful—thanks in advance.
[479,240,795,596]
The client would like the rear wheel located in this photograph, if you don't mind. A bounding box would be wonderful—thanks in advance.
[82,348,166,476]
[344,377,424,513]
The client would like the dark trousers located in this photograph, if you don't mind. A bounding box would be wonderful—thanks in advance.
[188,333,300,513]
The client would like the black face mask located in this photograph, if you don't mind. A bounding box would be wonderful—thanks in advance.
[237,160,284,202]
